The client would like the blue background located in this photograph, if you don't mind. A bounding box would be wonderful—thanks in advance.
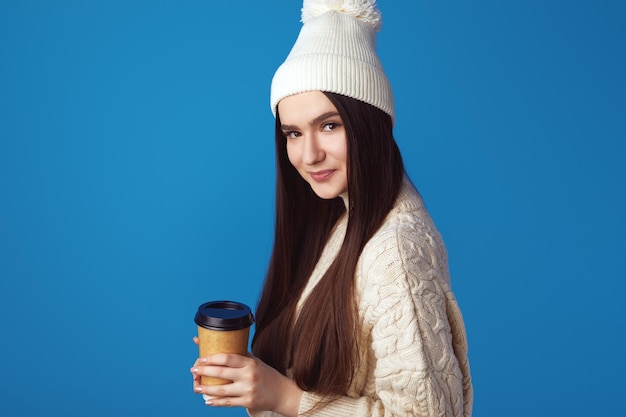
[1,1,624,416]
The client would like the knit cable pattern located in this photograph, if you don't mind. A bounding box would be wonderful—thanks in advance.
[249,178,472,417]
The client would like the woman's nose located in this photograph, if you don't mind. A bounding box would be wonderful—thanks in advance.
[302,135,325,165]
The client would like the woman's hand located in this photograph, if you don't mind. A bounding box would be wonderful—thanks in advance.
[190,338,303,417]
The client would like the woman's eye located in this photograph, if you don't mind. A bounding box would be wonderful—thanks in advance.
[284,131,300,139]
[322,122,339,131]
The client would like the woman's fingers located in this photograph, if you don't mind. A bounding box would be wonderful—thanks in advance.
[190,353,252,379]
[190,353,290,411]
[190,354,252,394]
[204,395,246,407]
[192,375,250,406]
[191,351,240,368]
[192,364,240,385]
[199,353,250,367]
[190,354,260,405]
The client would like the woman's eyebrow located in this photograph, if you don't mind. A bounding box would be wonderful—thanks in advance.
[309,111,340,127]
[280,123,297,132]
[281,111,341,131]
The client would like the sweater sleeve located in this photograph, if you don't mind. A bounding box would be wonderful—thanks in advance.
[296,222,469,417]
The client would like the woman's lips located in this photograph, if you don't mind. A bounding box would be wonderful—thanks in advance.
[309,169,335,182]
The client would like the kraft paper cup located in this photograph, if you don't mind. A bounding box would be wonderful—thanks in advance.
[194,300,254,385]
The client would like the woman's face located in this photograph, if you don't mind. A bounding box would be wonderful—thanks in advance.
[278,91,348,200]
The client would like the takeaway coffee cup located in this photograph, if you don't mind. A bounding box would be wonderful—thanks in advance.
[194,300,254,385]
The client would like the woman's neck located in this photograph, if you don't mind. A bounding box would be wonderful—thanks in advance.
[340,192,349,209]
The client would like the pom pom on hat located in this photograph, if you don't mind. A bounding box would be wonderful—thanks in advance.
[271,0,394,122]
[302,0,382,31]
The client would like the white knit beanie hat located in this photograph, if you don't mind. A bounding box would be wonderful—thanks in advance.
[270,0,394,122]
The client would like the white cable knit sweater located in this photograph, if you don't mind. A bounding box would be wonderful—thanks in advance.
[249,178,473,416]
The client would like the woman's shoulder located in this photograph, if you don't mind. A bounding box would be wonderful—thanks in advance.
[364,179,447,260]
[357,179,451,290]
[380,179,438,239]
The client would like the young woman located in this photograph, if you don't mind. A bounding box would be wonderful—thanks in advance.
[190,1,472,416]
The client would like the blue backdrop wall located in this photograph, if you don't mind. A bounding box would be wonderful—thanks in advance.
[1,1,624,416]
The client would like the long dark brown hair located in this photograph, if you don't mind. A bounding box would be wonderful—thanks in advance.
[252,92,405,396]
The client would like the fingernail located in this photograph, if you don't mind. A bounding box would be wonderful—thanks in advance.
[190,367,198,373]
[195,386,203,393]
[202,394,214,401]
[200,357,208,363]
